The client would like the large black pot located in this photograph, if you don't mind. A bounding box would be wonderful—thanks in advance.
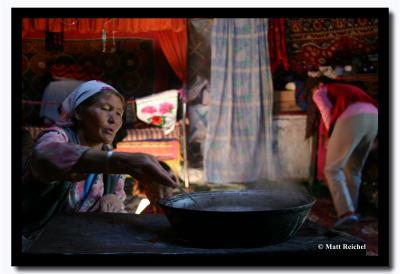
[159,189,315,247]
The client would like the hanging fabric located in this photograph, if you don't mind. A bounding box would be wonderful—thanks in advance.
[22,18,187,37]
[135,89,178,135]
[268,18,289,73]
[45,31,64,52]
[204,18,280,183]
[82,173,97,204]
[22,17,189,86]
[156,29,188,84]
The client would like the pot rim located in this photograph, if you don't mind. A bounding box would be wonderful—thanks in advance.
[158,189,316,214]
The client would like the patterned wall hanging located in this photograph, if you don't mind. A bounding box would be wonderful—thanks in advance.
[286,18,379,74]
[22,38,155,126]
[45,31,64,52]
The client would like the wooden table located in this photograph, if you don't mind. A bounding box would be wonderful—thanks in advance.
[22,212,367,265]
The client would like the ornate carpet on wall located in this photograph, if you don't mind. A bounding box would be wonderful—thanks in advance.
[22,38,155,126]
[286,18,379,74]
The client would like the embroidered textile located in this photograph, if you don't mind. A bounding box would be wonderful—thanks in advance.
[135,89,178,135]
[286,18,378,74]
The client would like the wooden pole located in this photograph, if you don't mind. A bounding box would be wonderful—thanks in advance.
[182,101,190,188]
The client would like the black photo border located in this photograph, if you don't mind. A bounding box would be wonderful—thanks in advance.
[11,7,390,268]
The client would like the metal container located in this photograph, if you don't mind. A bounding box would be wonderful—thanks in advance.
[159,189,315,247]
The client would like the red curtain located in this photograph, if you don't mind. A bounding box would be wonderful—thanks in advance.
[22,18,188,84]
[22,18,187,35]
[268,18,288,72]
[156,30,187,84]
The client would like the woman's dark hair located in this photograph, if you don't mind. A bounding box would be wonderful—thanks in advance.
[304,76,335,139]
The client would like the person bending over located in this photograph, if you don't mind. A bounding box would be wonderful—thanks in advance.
[304,76,378,228]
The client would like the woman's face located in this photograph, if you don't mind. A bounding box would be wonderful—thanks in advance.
[77,93,124,146]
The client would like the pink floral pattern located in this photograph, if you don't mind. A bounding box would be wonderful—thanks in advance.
[141,105,157,114]
[159,102,174,114]
[135,90,178,134]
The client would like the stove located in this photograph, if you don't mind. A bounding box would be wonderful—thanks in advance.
[23,212,366,265]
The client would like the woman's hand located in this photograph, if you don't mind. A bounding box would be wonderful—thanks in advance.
[89,194,126,213]
[141,180,173,206]
[113,153,178,189]
[135,160,176,208]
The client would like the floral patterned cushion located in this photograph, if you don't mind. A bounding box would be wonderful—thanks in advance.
[135,89,178,135]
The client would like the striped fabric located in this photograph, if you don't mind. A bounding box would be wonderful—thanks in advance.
[204,19,279,183]
[122,122,182,142]
[115,140,182,176]
[115,140,180,161]
[24,122,182,143]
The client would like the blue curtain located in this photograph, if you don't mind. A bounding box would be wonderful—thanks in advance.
[204,19,279,183]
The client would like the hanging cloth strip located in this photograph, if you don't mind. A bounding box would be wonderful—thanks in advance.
[135,89,178,135]
[204,19,280,183]
[82,173,98,203]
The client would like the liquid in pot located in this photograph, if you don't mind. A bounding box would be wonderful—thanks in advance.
[197,205,271,211]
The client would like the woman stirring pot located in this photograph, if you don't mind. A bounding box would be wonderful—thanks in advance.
[22,80,177,249]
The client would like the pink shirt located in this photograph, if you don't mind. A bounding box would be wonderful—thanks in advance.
[29,127,126,212]
[312,86,378,131]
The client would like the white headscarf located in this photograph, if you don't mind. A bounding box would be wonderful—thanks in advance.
[58,80,121,127]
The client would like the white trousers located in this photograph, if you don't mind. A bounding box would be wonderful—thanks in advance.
[324,113,378,218]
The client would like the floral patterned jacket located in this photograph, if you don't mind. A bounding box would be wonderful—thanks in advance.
[22,127,126,237]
